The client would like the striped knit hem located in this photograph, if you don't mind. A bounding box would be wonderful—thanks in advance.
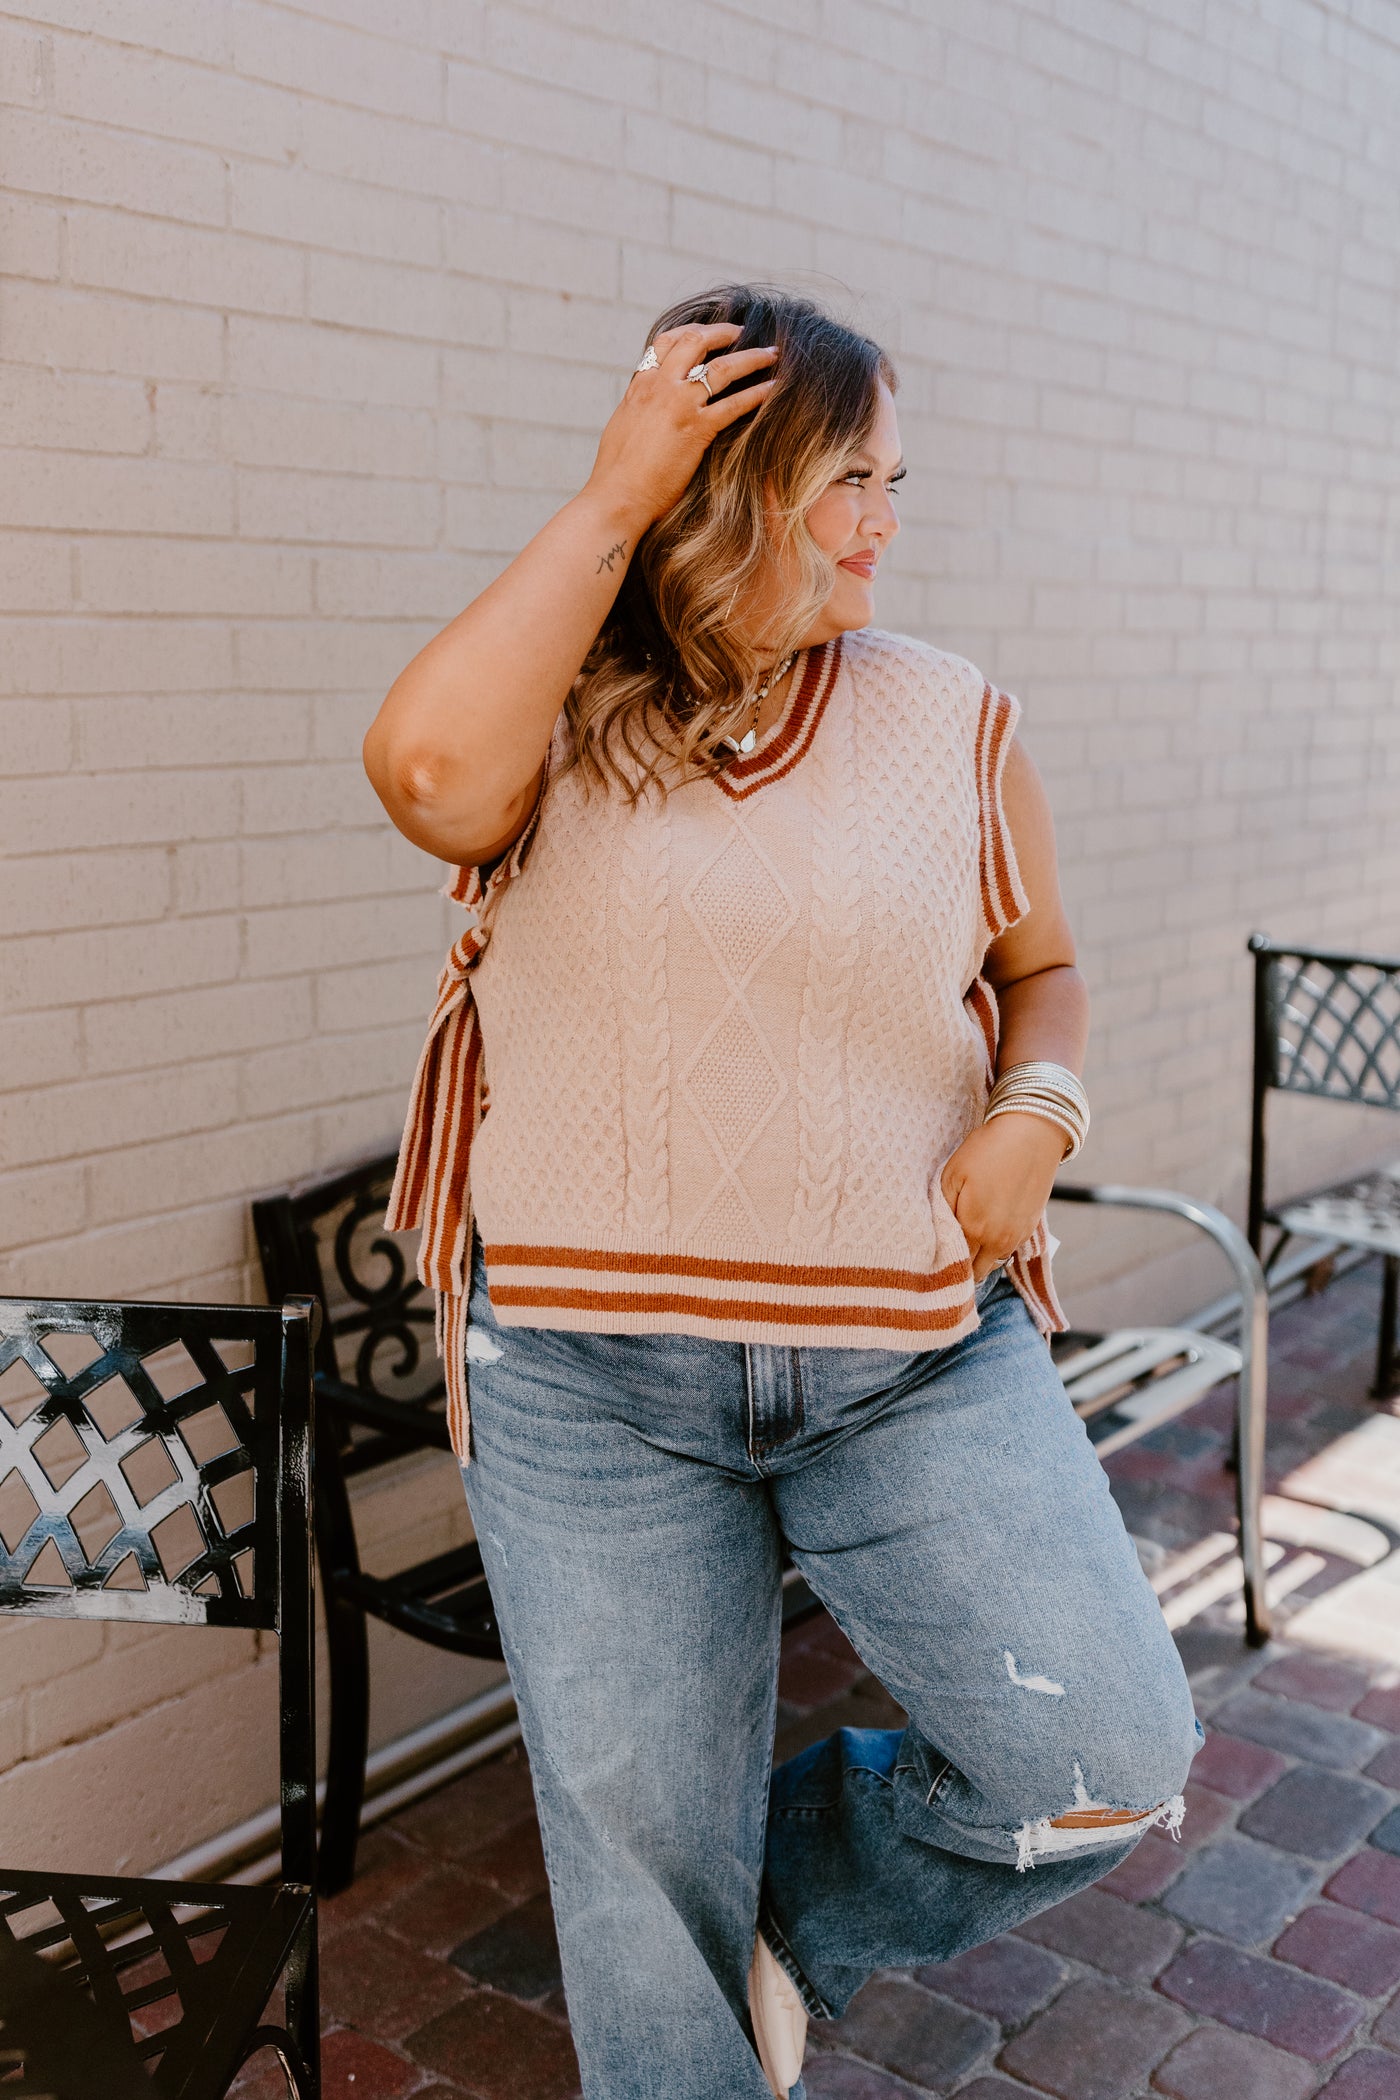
[482,1236,1068,1351]
[482,1240,979,1346]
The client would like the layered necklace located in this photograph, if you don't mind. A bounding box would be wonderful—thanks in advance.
[717,651,797,756]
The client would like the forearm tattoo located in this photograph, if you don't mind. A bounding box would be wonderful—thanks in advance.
[595,540,627,573]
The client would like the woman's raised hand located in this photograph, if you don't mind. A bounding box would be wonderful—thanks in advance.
[364,330,777,868]
[584,322,779,534]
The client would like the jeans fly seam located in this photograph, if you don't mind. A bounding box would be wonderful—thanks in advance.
[743,1342,759,1467]
[789,1346,805,1438]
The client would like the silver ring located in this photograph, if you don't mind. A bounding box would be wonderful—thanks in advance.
[634,344,659,373]
[686,361,713,398]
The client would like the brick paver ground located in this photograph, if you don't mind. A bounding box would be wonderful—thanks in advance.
[232,1256,1400,2098]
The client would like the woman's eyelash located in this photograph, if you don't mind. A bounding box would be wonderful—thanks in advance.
[842,468,906,490]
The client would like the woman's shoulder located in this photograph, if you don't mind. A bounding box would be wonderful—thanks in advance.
[839,625,994,710]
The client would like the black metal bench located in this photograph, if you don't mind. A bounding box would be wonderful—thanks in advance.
[254,1155,499,1899]
[0,1292,320,2097]
[254,1152,826,1893]
[1248,934,1400,1399]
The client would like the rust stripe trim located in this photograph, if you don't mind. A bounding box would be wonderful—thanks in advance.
[714,635,843,802]
[489,1284,978,1330]
[720,641,824,780]
[735,633,844,800]
[976,683,1025,936]
[425,1011,478,1283]
[965,973,998,1087]
[1022,1249,1057,1330]
[988,690,1020,929]
[484,1240,972,1293]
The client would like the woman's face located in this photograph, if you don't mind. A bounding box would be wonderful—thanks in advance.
[751,379,904,652]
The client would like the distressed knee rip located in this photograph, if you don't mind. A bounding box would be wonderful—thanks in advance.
[1001,1653,1187,1869]
[1014,1762,1186,1872]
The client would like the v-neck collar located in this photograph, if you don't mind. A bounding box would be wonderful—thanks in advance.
[712,633,844,803]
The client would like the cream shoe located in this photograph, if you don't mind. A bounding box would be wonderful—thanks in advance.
[747,1930,808,2098]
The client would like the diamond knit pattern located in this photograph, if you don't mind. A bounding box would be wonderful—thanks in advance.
[454,626,1058,1354]
[677,810,798,1239]
[688,831,792,982]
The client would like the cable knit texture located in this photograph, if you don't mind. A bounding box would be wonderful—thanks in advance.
[480,629,1059,1307]
[388,626,1068,1460]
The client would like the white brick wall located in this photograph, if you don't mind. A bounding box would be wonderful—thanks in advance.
[2,0,1398,1869]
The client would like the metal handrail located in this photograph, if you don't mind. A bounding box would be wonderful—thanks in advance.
[1053,1182,1271,1645]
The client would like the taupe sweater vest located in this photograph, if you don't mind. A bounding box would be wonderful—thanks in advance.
[388,625,1065,1460]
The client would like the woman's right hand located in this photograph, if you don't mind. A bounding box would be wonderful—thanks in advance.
[365,325,777,868]
[583,322,779,533]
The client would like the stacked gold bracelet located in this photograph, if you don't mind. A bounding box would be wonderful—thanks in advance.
[983,1060,1090,1161]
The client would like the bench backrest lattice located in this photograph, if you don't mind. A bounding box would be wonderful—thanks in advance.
[1248,936,1400,1263]
[1254,939,1400,1111]
[0,1299,289,1632]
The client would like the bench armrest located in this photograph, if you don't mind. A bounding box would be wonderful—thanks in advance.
[1052,1181,1271,1644]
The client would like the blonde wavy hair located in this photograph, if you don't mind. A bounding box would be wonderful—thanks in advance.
[564,284,897,800]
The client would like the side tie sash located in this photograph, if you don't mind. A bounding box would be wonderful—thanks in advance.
[384,772,549,1461]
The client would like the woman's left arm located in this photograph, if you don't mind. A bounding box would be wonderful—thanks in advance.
[940,736,1089,1281]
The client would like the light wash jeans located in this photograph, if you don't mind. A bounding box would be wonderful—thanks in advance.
[461,1232,1201,2100]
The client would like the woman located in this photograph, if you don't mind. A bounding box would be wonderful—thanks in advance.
[364,285,1201,2100]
